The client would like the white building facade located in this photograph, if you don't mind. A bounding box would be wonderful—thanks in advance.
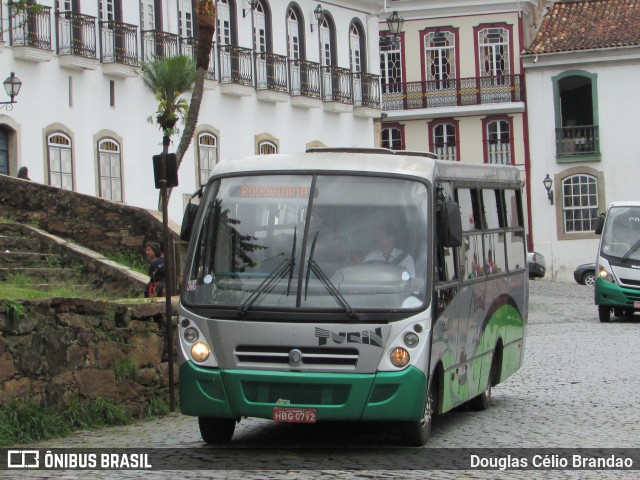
[522,0,640,282]
[0,0,384,222]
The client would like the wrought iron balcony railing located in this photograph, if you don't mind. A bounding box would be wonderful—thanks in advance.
[321,65,353,104]
[353,72,381,109]
[180,37,216,80]
[9,2,52,50]
[141,30,179,61]
[255,52,289,93]
[219,44,254,87]
[99,20,138,66]
[56,11,96,58]
[382,74,524,111]
[555,125,600,156]
[289,59,321,99]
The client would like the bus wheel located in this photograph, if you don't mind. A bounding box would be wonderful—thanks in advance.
[401,378,436,446]
[598,306,611,323]
[198,417,236,444]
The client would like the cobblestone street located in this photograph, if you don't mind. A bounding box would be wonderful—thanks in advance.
[5,280,640,479]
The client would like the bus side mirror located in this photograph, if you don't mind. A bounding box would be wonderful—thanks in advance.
[439,201,462,248]
[180,202,199,242]
[594,213,605,235]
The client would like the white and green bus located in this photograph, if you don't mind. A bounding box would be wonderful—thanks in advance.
[177,148,528,446]
[594,201,640,322]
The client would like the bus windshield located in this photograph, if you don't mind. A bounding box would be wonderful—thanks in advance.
[182,174,430,313]
[601,205,640,261]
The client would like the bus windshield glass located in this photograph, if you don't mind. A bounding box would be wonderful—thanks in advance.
[601,205,640,261]
[182,174,430,313]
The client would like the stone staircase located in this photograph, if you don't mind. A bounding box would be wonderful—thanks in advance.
[0,222,148,298]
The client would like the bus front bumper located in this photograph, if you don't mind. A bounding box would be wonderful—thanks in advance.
[179,362,427,422]
[595,278,640,307]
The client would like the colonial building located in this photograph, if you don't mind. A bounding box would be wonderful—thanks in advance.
[522,0,640,281]
[377,0,546,244]
[0,0,383,222]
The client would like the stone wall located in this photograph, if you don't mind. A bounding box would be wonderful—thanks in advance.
[0,298,177,418]
[0,174,180,257]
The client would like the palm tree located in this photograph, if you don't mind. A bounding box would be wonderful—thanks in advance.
[139,54,196,413]
[172,0,217,202]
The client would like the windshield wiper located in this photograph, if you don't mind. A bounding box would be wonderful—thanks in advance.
[622,238,640,261]
[238,229,296,316]
[304,232,357,318]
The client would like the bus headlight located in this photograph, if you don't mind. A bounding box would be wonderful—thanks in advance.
[599,265,615,283]
[191,342,211,362]
[404,332,419,348]
[183,327,199,343]
[390,348,410,368]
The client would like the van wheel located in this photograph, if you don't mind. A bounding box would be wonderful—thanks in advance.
[198,417,236,444]
[598,306,611,323]
[401,377,437,446]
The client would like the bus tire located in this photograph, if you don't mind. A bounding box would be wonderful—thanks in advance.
[401,377,437,446]
[468,349,500,411]
[598,306,611,323]
[198,417,236,444]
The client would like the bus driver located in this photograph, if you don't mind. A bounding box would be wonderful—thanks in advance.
[363,223,415,278]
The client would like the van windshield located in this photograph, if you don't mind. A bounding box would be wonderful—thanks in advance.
[182,174,430,313]
[601,206,640,261]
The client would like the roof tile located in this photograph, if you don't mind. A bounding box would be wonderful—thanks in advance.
[526,0,640,54]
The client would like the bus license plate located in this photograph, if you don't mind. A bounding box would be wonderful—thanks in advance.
[635,301,640,309]
[272,407,317,423]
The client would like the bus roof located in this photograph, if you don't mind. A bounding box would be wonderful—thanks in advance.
[607,201,640,208]
[212,150,521,185]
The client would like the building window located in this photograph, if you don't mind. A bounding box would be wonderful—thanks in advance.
[382,125,403,150]
[140,0,155,31]
[562,174,599,232]
[286,7,301,60]
[424,30,456,87]
[349,23,362,73]
[484,117,512,165]
[477,27,510,78]
[431,122,457,161]
[178,0,193,38]
[98,0,115,21]
[253,0,267,54]
[259,140,277,154]
[380,32,403,100]
[48,133,73,190]
[98,139,122,202]
[553,71,600,158]
[198,133,217,185]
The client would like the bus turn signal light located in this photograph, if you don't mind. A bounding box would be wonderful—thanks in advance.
[390,348,410,368]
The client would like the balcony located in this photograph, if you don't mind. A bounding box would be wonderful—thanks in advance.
[255,52,289,103]
[56,11,98,70]
[289,59,321,109]
[321,66,353,114]
[353,72,381,118]
[141,30,179,61]
[9,2,53,62]
[555,125,600,161]
[99,20,138,77]
[218,45,255,96]
[382,74,524,112]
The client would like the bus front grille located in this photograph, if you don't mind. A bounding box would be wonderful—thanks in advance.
[242,381,350,405]
[234,345,359,370]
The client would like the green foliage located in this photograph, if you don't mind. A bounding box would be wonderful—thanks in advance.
[139,55,197,138]
[104,249,148,275]
[147,395,170,418]
[114,357,138,383]
[4,299,26,319]
[0,397,134,447]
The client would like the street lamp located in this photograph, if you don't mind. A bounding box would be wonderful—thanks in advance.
[543,174,554,205]
[243,0,259,18]
[310,4,325,32]
[386,11,404,44]
[0,72,22,110]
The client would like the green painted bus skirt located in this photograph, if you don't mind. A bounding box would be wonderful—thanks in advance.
[595,278,639,307]
[179,362,428,422]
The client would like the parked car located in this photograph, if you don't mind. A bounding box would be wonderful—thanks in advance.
[527,251,546,278]
[574,263,596,286]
